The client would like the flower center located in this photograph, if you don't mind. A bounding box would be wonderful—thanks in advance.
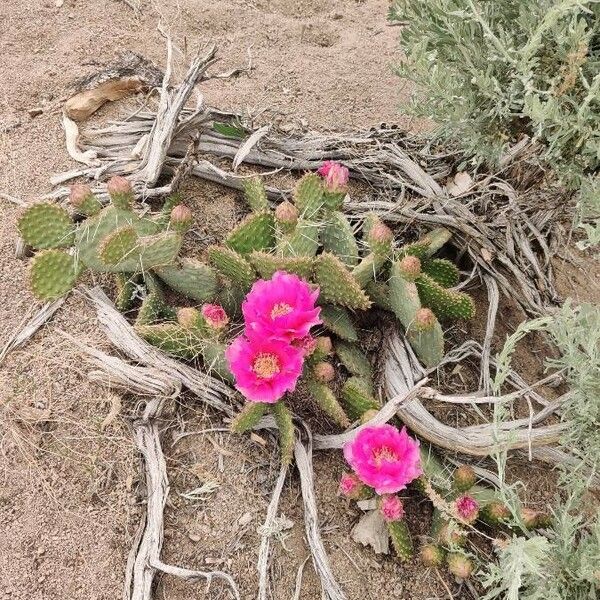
[372,446,398,466]
[271,302,293,319]
[252,352,281,379]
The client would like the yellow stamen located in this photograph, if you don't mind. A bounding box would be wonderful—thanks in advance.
[252,353,281,379]
[271,302,293,319]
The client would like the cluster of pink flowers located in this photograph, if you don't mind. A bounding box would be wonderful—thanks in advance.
[340,424,422,521]
[225,271,322,404]
[317,161,349,193]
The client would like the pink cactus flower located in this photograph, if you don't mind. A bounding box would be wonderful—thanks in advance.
[242,271,321,342]
[379,494,405,522]
[201,303,229,330]
[343,425,422,494]
[317,161,349,192]
[225,335,304,403]
[339,472,364,499]
[455,495,480,523]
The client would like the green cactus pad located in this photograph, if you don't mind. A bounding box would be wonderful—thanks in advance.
[277,219,320,257]
[225,212,275,255]
[334,341,372,379]
[352,253,387,288]
[422,258,460,288]
[314,253,371,310]
[155,259,218,302]
[72,192,102,217]
[320,211,359,268]
[98,225,138,265]
[399,228,452,261]
[389,261,422,329]
[30,249,81,300]
[365,281,393,311]
[18,203,75,249]
[273,401,295,465]
[307,379,350,428]
[407,316,445,368]
[415,273,475,320]
[208,245,256,290]
[293,173,324,219]
[361,213,380,239]
[231,402,269,433]
[320,305,359,341]
[136,323,204,359]
[216,282,247,319]
[243,177,270,213]
[114,273,139,312]
[135,291,171,326]
[388,520,414,562]
[201,340,234,383]
[249,252,314,280]
[341,376,380,420]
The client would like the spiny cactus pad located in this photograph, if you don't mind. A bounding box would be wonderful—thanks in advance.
[293,173,324,219]
[136,323,204,359]
[155,259,218,302]
[388,520,414,561]
[341,376,380,420]
[314,253,371,310]
[243,177,270,213]
[231,401,268,433]
[307,379,350,428]
[277,219,320,257]
[352,253,387,288]
[30,250,81,300]
[208,245,256,290]
[225,212,275,255]
[320,305,359,341]
[18,203,75,249]
[415,273,476,320]
[389,261,422,328]
[334,341,372,379]
[422,258,460,288]
[273,401,295,465]
[320,211,359,268]
[249,252,314,280]
[114,273,139,312]
[200,340,234,382]
[407,312,445,368]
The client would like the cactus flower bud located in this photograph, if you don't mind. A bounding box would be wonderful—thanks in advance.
[338,472,367,499]
[438,521,467,546]
[414,308,437,331]
[313,361,335,383]
[398,255,421,280]
[201,303,229,330]
[317,161,349,192]
[107,176,133,209]
[368,221,394,256]
[170,204,193,231]
[446,553,473,579]
[420,544,445,567]
[275,200,299,232]
[69,184,92,207]
[177,307,201,329]
[482,501,511,525]
[379,494,405,522]
[453,465,476,492]
[455,495,479,524]
[520,508,540,529]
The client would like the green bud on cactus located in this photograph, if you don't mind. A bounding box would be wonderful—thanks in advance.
[307,379,350,428]
[480,501,511,525]
[314,253,371,310]
[226,212,275,255]
[107,176,134,209]
[310,335,333,362]
[320,305,359,342]
[243,177,270,213]
[398,255,422,281]
[320,211,360,268]
[341,376,380,421]
[231,402,269,433]
[69,184,102,216]
[274,200,299,233]
[420,544,446,568]
[272,401,295,465]
[313,362,336,383]
[453,465,476,492]
[520,508,541,529]
[413,307,437,331]
[169,204,193,232]
[334,340,372,379]
[389,520,414,561]
[366,219,394,257]
[415,273,476,320]
[446,552,473,579]
[18,203,75,249]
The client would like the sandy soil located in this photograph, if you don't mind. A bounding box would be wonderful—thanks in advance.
[1,1,599,600]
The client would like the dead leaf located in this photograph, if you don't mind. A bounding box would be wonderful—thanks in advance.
[100,393,122,431]
[351,509,390,554]
[446,171,473,197]
[64,77,147,121]
[481,247,494,262]
[232,125,270,171]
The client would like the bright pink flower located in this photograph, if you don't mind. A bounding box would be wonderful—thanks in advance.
[242,271,321,342]
[201,303,229,330]
[343,425,422,494]
[455,495,479,523]
[317,161,349,192]
[339,472,363,498]
[379,495,405,522]
[225,335,303,403]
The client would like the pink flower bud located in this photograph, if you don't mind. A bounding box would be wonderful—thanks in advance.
[107,176,132,197]
[275,201,299,227]
[368,221,393,245]
[170,204,193,230]
[399,255,421,280]
[177,307,200,328]
[317,161,349,192]
[69,183,93,207]
[338,472,365,499]
[379,494,405,522]
[313,361,335,383]
[201,303,229,330]
[455,495,479,524]
[414,308,436,331]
